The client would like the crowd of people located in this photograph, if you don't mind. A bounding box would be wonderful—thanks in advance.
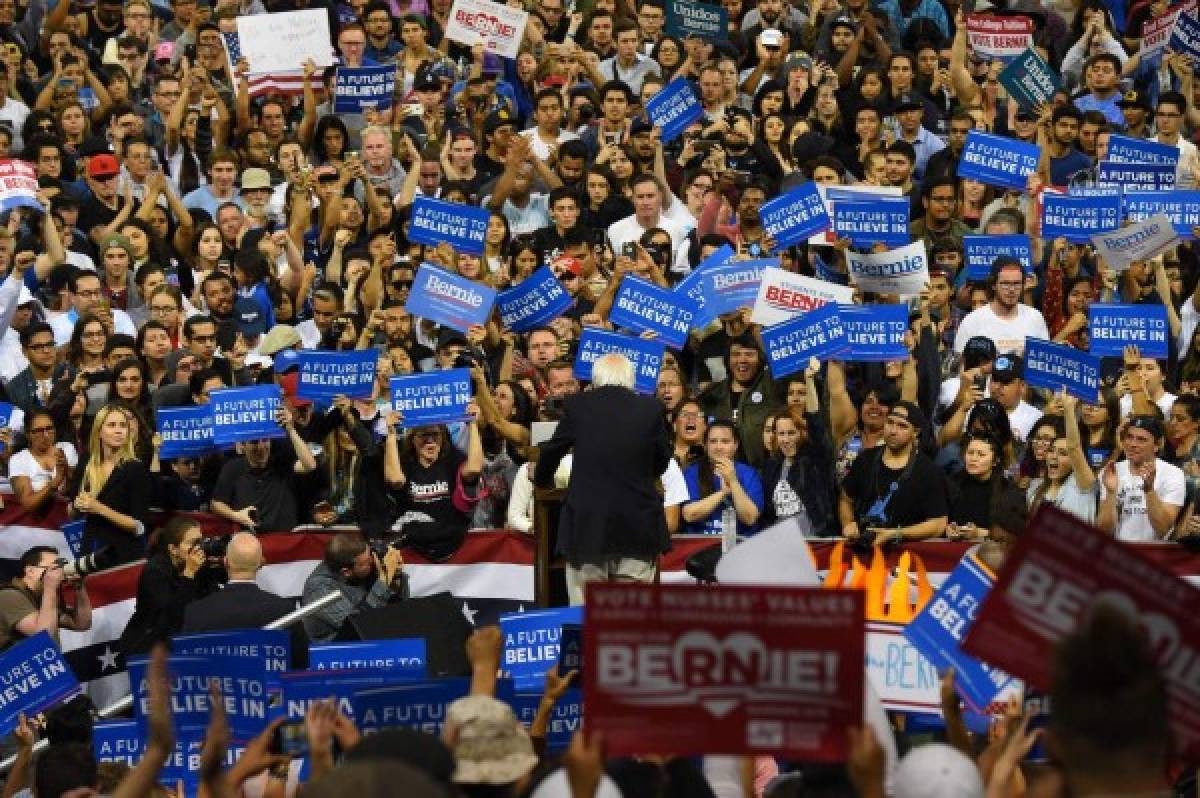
[0,0,1193,790]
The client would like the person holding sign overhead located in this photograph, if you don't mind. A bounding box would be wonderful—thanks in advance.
[382,402,485,562]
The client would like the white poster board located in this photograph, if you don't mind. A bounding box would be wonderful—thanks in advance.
[235,10,336,74]
[445,0,530,59]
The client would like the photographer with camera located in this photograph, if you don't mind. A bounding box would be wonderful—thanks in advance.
[838,400,948,545]
[117,517,220,656]
[0,546,92,651]
[300,532,408,643]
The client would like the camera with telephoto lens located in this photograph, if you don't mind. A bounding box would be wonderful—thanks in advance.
[199,536,229,561]
[454,350,479,370]
[56,546,120,580]
[851,515,885,552]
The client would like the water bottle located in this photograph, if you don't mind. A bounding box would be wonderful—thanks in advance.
[721,502,738,553]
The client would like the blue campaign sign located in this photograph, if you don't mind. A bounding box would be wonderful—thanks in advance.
[352,678,470,736]
[762,302,848,378]
[998,48,1060,111]
[61,519,86,558]
[1088,304,1170,358]
[279,668,396,722]
[409,196,491,255]
[1170,10,1200,61]
[609,275,698,348]
[1024,336,1101,402]
[510,687,582,754]
[496,267,571,332]
[334,65,396,113]
[645,78,704,143]
[295,349,378,401]
[93,720,143,766]
[0,401,14,452]
[209,385,284,447]
[157,406,216,459]
[0,632,80,737]
[500,606,583,691]
[129,653,269,741]
[839,305,908,362]
[1097,161,1176,191]
[1104,134,1180,167]
[390,369,473,427]
[573,328,665,394]
[1123,190,1200,238]
[957,130,1040,190]
[558,623,583,678]
[904,554,1013,712]
[1041,192,1121,244]
[310,639,427,678]
[697,258,771,318]
[664,0,727,38]
[171,629,291,688]
[405,262,497,332]
[832,198,910,249]
[962,235,1033,281]
[813,251,849,285]
[676,243,734,328]
[760,182,831,248]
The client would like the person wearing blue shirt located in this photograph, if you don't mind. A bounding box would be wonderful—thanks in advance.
[1044,105,1094,186]
[873,0,949,41]
[682,421,765,537]
[1072,53,1126,128]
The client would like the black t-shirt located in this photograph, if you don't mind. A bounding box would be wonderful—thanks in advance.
[212,441,300,531]
[79,194,137,241]
[842,447,947,528]
[948,473,995,528]
[398,448,468,526]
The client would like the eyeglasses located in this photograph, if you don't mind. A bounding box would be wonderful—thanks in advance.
[150,304,178,314]
[677,411,702,419]
[26,341,54,352]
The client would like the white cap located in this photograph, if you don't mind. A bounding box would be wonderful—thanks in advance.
[893,744,984,798]
[761,28,783,47]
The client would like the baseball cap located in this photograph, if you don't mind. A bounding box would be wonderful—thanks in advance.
[88,154,120,179]
[481,53,502,75]
[895,94,924,113]
[551,255,583,277]
[484,109,515,135]
[893,743,984,798]
[1127,414,1165,440]
[444,696,538,786]
[99,234,133,259]
[437,326,468,351]
[830,14,857,32]
[1118,88,1152,110]
[414,69,440,93]
[234,297,268,338]
[992,353,1024,382]
[630,115,654,135]
[962,336,997,369]
[786,53,813,71]
[760,28,783,47]
[278,371,312,409]
[259,324,302,356]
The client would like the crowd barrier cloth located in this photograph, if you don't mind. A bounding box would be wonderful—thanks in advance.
[4,500,1200,708]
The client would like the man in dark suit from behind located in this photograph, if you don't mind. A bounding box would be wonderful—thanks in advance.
[534,353,672,605]
[181,532,307,666]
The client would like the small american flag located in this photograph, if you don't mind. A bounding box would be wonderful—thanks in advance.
[222,31,308,97]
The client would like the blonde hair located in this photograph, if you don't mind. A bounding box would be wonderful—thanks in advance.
[81,404,138,496]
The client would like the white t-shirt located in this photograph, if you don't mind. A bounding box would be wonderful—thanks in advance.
[1119,391,1177,421]
[953,304,1049,356]
[518,128,580,161]
[7,443,78,492]
[607,214,691,275]
[1100,457,1186,542]
[1008,400,1042,442]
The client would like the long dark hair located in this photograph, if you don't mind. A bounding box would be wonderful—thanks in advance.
[697,420,741,498]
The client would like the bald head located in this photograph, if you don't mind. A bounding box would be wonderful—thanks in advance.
[224,532,263,578]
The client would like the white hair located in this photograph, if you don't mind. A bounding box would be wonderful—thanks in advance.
[591,353,636,389]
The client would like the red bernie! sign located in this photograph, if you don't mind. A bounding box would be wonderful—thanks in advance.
[583,584,864,760]
[963,504,1200,759]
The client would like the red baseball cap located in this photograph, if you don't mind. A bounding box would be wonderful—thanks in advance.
[278,372,312,409]
[87,154,120,179]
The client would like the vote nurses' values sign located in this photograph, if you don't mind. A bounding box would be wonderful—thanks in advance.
[584,584,864,760]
